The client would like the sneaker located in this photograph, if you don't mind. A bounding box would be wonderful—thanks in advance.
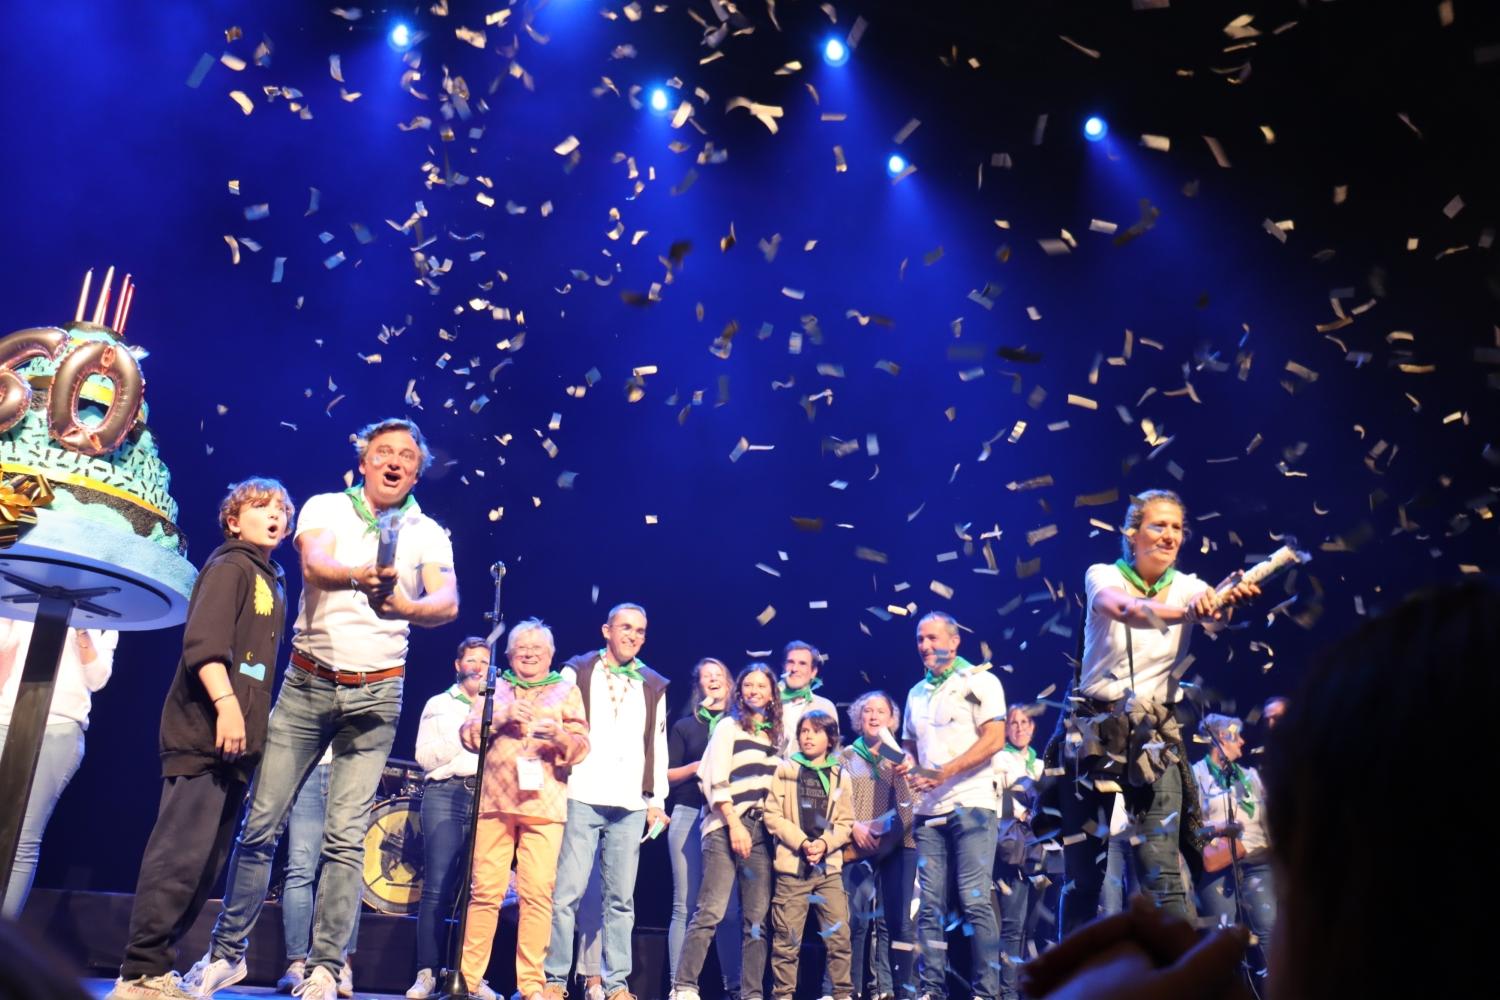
[673,991,699,1000]
[293,966,340,1000]
[182,955,248,998]
[407,970,436,1000]
[108,974,195,1000]
[604,991,635,1000]
[585,979,605,1000]
[542,985,567,1000]
[279,961,307,994]
[338,962,354,999]
[471,981,497,1000]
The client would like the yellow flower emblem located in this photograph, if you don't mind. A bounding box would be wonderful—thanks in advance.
[254,575,275,616]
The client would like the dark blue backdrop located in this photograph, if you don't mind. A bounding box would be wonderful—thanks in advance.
[4,0,1496,924]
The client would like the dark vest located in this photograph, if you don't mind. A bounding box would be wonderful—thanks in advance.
[562,651,670,801]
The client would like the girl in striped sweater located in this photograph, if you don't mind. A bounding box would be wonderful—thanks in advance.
[673,663,784,1000]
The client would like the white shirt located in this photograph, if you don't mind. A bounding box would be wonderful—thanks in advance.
[778,687,839,755]
[902,661,1007,815]
[994,743,1043,806]
[561,660,668,811]
[415,683,480,781]
[0,621,119,729]
[1192,757,1269,855]
[291,490,455,672]
[1080,562,1209,704]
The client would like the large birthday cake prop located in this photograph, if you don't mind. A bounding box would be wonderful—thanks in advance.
[0,269,195,629]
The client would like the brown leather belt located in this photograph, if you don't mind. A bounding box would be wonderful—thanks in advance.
[291,649,404,686]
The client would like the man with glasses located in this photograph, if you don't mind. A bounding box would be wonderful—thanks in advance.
[545,604,670,1000]
[187,418,460,1000]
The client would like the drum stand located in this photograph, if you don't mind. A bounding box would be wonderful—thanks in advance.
[440,561,505,999]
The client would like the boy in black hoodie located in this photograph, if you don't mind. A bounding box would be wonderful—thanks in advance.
[108,478,294,1000]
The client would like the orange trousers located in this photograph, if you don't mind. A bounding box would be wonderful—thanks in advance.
[460,813,565,996]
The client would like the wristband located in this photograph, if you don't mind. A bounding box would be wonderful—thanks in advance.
[349,573,359,590]
[213,693,237,705]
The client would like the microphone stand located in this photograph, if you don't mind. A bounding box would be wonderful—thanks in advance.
[441,560,505,999]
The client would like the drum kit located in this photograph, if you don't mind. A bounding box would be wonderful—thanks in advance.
[360,757,427,915]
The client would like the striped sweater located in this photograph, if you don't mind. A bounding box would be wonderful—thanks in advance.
[698,716,778,837]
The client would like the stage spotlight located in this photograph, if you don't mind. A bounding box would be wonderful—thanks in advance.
[1083,115,1108,142]
[822,37,849,66]
[886,153,908,176]
[389,22,412,49]
[648,87,671,113]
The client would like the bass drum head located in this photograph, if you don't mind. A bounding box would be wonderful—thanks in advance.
[362,796,424,914]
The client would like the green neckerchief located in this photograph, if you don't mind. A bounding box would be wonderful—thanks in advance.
[1207,758,1256,818]
[503,669,561,690]
[599,650,644,682]
[696,705,724,735]
[1114,558,1177,598]
[780,676,824,703]
[851,737,881,768]
[448,684,473,707]
[924,654,972,689]
[749,717,773,735]
[792,752,836,796]
[1005,742,1038,769]
[345,484,417,534]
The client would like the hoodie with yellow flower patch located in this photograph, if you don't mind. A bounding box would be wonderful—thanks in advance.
[159,539,286,783]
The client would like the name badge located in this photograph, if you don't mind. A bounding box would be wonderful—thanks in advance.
[517,755,544,791]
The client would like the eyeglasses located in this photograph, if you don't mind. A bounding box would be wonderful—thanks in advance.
[511,645,549,659]
[610,624,647,638]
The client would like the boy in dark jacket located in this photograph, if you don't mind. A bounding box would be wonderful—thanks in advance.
[108,478,294,1000]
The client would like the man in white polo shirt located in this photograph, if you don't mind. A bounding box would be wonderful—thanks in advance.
[545,603,669,1000]
[900,611,1007,1000]
[188,417,459,1000]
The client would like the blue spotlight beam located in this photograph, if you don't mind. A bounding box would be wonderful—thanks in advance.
[1083,115,1108,141]
[823,37,849,66]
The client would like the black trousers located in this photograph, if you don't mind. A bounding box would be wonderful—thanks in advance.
[120,771,246,979]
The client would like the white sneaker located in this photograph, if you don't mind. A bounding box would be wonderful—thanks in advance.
[279,961,307,994]
[471,980,497,1000]
[108,974,195,1000]
[407,969,436,1000]
[183,955,248,998]
[338,962,354,999]
[585,982,605,1000]
[293,966,340,1000]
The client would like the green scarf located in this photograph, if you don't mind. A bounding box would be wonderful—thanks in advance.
[345,484,417,534]
[1207,758,1256,818]
[749,718,773,735]
[1114,558,1177,598]
[924,654,972,689]
[792,752,836,796]
[448,684,473,707]
[851,737,881,768]
[600,650,644,682]
[503,669,561,689]
[1005,742,1037,769]
[696,705,724,735]
[780,676,823,703]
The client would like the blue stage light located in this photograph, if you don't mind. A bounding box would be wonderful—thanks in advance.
[648,87,670,113]
[390,23,412,49]
[822,37,849,66]
[1083,115,1108,141]
[886,153,908,176]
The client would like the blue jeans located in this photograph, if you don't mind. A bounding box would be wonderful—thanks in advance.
[829,857,894,1000]
[1197,860,1276,973]
[282,763,362,961]
[0,721,84,918]
[667,804,741,992]
[913,809,999,1000]
[993,864,1033,1000]
[415,777,473,972]
[676,816,773,1000]
[1060,764,1188,937]
[211,668,402,978]
[1099,837,1135,916]
[545,800,648,993]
